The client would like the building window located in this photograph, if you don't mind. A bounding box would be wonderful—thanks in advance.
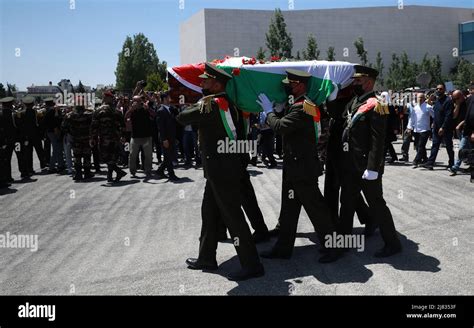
[459,21,474,55]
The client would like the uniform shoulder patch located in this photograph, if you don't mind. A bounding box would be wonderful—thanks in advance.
[374,96,389,115]
[302,98,320,119]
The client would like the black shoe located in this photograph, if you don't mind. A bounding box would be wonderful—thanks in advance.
[364,222,379,237]
[268,227,280,238]
[226,264,265,281]
[83,171,95,179]
[399,156,408,162]
[448,167,457,176]
[422,163,434,170]
[169,175,180,181]
[252,231,270,244]
[260,248,291,259]
[185,258,218,271]
[374,244,402,258]
[155,171,167,179]
[73,173,83,181]
[268,162,277,168]
[115,170,127,182]
[0,182,12,188]
[7,177,14,183]
[386,158,396,164]
[318,249,343,263]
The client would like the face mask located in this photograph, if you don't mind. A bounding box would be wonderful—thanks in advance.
[353,84,365,96]
[284,84,294,96]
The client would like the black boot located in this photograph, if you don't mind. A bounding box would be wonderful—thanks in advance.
[73,163,83,181]
[113,165,127,182]
[83,166,94,179]
[107,165,114,183]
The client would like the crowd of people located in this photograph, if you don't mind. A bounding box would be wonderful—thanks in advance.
[2,80,472,188]
[1,67,473,281]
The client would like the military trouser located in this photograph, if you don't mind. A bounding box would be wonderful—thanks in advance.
[339,172,401,248]
[5,141,26,178]
[22,137,46,173]
[217,169,269,236]
[199,179,261,269]
[324,158,372,226]
[272,177,335,255]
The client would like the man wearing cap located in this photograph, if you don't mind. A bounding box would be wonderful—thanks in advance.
[90,90,127,184]
[16,96,47,176]
[0,96,26,181]
[176,63,265,281]
[256,69,342,263]
[340,65,402,257]
[62,87,94,181]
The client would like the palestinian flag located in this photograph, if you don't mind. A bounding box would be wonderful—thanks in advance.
[167,56,356,113]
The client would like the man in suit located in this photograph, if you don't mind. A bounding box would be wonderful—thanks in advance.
[156,91,179,181]
[177,63,264,281]
[256,69,342,263]
[339,65,402,257]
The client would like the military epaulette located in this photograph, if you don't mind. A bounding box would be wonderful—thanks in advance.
[199,94,214,114]
[374,96,389,115]
[302,98,319,117]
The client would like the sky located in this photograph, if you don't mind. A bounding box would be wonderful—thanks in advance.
[0,0,472,90]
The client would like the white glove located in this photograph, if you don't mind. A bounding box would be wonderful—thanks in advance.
[362,169,378,180]
[256,93,274,115]
[259,112,267,125]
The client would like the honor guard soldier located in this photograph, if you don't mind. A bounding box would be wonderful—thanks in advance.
[177,63,264,281]
[257,69,342,263]
[339,65,402,257]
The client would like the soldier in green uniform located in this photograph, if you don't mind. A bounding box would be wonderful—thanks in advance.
[177,63,264,281]
[257,69,342,263]
[339,65,402,257]
[90,90,127,184]
[62,89,94,181]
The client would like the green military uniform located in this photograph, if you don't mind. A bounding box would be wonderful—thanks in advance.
[339,65,401,254]
[176,64,261,272]
[62,105,94,180]
[263,70,336,259]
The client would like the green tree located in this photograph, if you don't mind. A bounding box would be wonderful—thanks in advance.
[0,83,6,98]
[145,73,168,92]
[265,8,293,58]
[295,51,301,60]
[115,33,167,92]
[302,34,319,60]
[450,58,474,90]
[326,46,336,61]
[374,52,384,87]
[354,37,368,65]
[256,47,266,61]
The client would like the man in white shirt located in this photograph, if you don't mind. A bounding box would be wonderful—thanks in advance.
[407,93,433,167]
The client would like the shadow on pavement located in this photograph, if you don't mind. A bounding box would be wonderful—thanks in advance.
[100,180,141,187]
[215,230,440,295]
[0,187,18,196]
